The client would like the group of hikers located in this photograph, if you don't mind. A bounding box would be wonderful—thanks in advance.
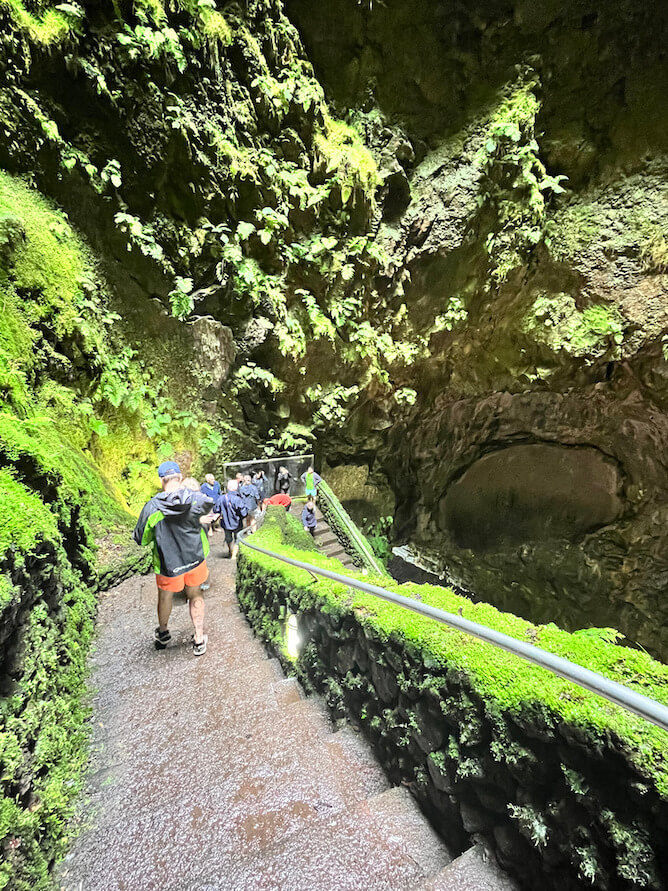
[133,460,323,657]
[199,463,323,553]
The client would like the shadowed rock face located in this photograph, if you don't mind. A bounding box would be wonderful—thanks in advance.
[387,383,668,659]
[441,444,624,550]
[286,0,668,659]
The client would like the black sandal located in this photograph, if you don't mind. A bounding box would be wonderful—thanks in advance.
[154,627,171,650]
[192,634,208,656]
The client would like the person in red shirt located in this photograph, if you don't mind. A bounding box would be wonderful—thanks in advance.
[263,492,292,511]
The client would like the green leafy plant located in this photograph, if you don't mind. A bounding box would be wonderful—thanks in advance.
[198,426,223,457]
[524,294,625,359]
[100,158,122,190]
[433,297,468,333]
[117,23,187,73]
[477,70,568,284]
[168,276,195,320]
[114,212,166,263]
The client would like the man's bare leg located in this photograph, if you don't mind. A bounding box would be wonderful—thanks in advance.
[157,587,174,631]
[185,584,205,644]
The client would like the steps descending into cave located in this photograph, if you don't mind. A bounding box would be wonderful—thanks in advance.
[54,552,457,888]
[58,550,517,890]
[288,500,357,570]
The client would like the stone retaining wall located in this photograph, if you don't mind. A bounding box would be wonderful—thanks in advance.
[237,514,668,891]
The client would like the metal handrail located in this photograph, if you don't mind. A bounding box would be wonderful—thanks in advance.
[317,480,387,576]
[237,528,668,734]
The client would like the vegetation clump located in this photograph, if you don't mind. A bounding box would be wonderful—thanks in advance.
[523,293,625,359]
[477,68,568,285]
[0,0,76,45]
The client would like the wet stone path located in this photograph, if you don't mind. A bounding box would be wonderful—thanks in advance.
[57,546,455,891]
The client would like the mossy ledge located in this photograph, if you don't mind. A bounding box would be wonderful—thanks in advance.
[0,171,154,890]
[237,510,668,891]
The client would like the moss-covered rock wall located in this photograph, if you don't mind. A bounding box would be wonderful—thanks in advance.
[0,172,156,889]
[238,512,668,891]
[287,0,668,659]
[2,0,668,879]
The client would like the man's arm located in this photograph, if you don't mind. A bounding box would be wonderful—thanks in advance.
[190,492,215,516]
[133,502,152,545]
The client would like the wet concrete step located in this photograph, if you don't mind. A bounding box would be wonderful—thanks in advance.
[197,782,453,891]
[272,675,304,707]
[368,786,452,877]
[415,843,519,890]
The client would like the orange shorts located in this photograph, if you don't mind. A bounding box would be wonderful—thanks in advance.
[156,560,208,593]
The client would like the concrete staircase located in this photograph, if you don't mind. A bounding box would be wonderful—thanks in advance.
[289,500,357,570]
[58,549,517,891]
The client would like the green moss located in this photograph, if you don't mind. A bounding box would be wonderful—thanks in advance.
[523,293,624,358]
[242,513,668,796]
[0,573,96,890]
[0,170,220,513]
[548,201,601,261]
[0,171,92,421]
[0,413,131,538]
[0,170,87,314]
[0,0,72,45]
[315,115,380,199]
[639,223,668,273]
[199,8,233,44]
[0,469,59,563]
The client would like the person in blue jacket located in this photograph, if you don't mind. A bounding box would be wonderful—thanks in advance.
[252,469,267,503]
[200,473,221,502]
[215,480,248,559]
[200,473,221,536]
[239,473,261,531]
[301,496,317,536]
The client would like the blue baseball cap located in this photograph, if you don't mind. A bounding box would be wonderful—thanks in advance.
[158,460,181,478]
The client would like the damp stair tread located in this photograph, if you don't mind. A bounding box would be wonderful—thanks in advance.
[285,503,359,571]
[414,843,520,891]
[58,550,468,891]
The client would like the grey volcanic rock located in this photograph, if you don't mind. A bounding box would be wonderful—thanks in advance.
[189,316,235,388]
[442,444,624,550]
[379,127,484,268]
[283,0,668,660]
[392,384,668,659]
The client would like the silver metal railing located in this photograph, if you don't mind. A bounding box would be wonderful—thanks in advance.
[317,479,388,576]
[237,526,668,733]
